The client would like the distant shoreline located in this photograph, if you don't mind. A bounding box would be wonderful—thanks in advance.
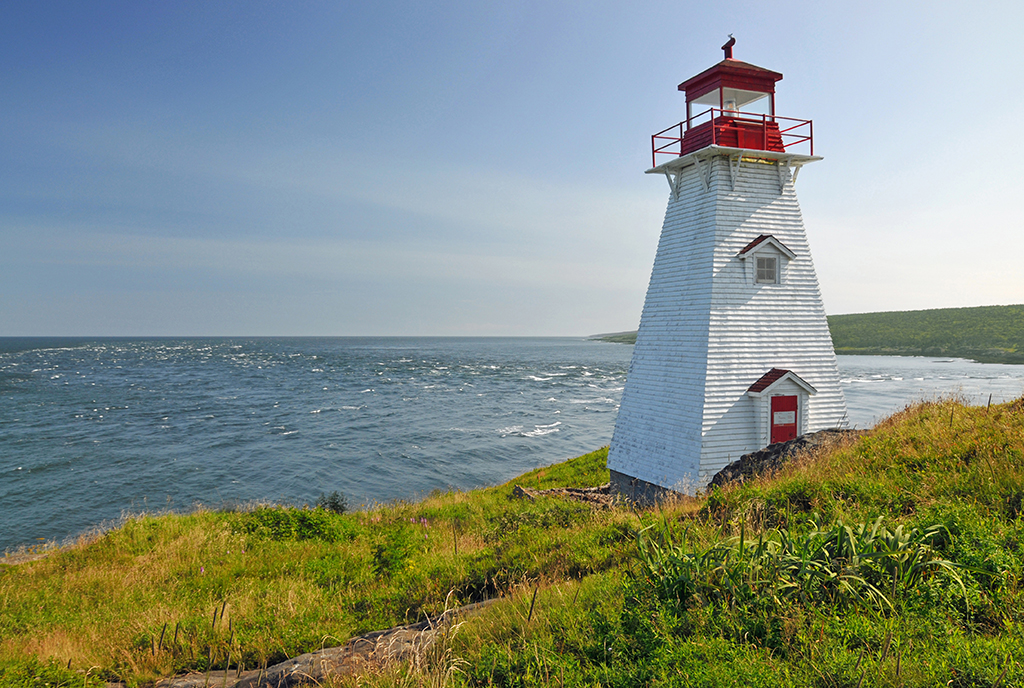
[590,304,1024,365]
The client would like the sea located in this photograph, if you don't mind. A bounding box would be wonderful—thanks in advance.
[2,336,1024,553]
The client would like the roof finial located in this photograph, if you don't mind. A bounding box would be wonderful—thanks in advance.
[722,34,735,59]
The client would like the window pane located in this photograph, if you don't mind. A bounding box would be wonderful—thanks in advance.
[756,256,777,283]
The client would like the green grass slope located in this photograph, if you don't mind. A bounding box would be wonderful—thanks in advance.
[4,397,1024,686]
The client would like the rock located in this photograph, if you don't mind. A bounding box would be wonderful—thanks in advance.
[709,429,864,488]
[150,600,496,688]
[511,483,615,508]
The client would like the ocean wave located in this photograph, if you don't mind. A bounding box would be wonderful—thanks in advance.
[523,422,562,437]
[496,421,563,438]
[0,336,637,552]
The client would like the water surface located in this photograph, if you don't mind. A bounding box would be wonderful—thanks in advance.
[2,337,1022,552]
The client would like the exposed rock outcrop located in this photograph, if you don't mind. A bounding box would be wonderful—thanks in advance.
[149,600,496,688]
[709,429,864,488]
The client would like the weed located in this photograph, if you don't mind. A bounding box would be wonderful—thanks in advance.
[372,525,417,578]
[634,515,965,615]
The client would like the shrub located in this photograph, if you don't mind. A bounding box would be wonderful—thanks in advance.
[232,506,357,542]
[315,490,348,514]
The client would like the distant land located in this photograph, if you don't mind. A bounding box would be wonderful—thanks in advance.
[592,304,1024,365]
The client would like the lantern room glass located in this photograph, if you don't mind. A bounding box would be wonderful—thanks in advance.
[686,88,774,126]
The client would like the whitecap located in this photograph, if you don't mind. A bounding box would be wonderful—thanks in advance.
[523,422,562,437]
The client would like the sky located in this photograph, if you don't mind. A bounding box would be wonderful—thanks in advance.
[2,1,1023,337]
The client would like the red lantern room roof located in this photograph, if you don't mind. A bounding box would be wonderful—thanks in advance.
[649,37,815,167]
[677,59,783,105]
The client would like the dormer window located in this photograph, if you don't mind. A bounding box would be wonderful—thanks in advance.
[756,256,777,284]
[739,234,795,286]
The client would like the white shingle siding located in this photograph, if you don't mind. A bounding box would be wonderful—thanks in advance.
[608,153,848,493]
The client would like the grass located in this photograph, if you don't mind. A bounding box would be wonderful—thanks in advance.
[3,399,1024,686]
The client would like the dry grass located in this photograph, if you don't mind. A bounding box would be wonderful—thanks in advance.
[0,448,624,684]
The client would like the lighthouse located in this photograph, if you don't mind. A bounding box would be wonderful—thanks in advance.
[608,39,848,501]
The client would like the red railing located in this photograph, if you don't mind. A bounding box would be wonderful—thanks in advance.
[651,108,813,167]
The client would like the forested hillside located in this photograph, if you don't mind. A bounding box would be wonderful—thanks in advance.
[828,304,1024,364]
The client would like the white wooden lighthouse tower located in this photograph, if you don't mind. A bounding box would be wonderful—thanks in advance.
[608,40,848,501]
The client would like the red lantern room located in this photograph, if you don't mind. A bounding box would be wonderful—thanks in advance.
[652,37,813,166]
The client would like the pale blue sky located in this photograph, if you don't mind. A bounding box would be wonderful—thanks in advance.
[2,1,1022,336]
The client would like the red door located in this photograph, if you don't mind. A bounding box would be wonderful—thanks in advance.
[770,395,798,444]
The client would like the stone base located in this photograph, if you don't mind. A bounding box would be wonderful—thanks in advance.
[609,469,682,507]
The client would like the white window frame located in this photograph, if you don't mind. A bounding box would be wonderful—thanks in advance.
[738,235,797,287]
